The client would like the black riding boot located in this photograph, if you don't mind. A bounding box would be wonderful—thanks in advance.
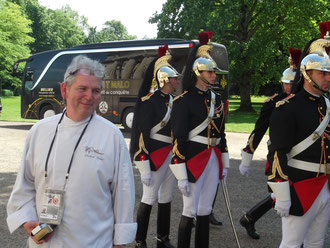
[209,185,222,225]
[177,215,193,248]
[195,215,210,248]
[135,202,152,248]
[239,195,273,239]
[157,202,175,248]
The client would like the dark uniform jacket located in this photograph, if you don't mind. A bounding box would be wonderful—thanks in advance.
[134,90,173,171]
[171,86,228,182]
[266,89,330,216]
[244,93,288,154]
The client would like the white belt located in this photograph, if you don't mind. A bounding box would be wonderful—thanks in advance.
[287,96,330,160]
[189,135,220,147]
[288,159,328,173]
[188,91,215,140]
[150,133,171,144]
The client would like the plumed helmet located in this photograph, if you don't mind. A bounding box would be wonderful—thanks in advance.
[308,21,330,56]
[193,31,228,77]
[153,45,181,88]
[300,53,330,73]
[281,68,296,83]
[157,65,181,88]
[193,57,223,75]
[281,47,302,83]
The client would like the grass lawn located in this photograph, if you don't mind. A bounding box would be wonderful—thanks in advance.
[0,96,37,122]
[0,96,268,133]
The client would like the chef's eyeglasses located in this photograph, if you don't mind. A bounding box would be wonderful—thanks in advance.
[69,68,104,79]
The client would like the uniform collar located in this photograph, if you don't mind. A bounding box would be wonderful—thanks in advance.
[194,86,210,96]
[302,88,321,102]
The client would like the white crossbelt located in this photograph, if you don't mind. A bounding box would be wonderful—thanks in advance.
[287,96,330,160]
[150,133,171,143]
[288,159,327,173]
[188,91,215,140]
[189,135,221,146]
[150,94,173,144]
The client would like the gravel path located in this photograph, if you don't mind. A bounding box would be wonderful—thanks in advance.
[0,121,329,248]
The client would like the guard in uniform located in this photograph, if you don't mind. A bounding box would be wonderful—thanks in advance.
[266,37,330,248]
[239,47,301,239]
[169,32,229,248]
[130,45,181,248]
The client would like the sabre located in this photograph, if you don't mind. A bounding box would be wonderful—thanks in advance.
[221,179,241,248]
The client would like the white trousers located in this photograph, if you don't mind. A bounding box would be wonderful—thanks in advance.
[182,149,220,217]
[280,180,330,248]
[141,152,176,205]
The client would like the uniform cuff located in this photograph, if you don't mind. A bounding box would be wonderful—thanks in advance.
[267,181,290,202]
[113,222,137,245]
[221,152,230,168]
[169,162,188,180]
[241,149,253,167]
[134,160,151,176]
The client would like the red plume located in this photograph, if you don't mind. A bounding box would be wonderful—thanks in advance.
[289,47,302,69]
[198,32,209,45]
[158,44,168,57]
[319,21,330,38]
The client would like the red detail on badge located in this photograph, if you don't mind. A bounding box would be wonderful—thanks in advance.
[173,158,178,164]
[274,179,283,182]
[53,198,58,205]
[150,145,171,170]
[140,154,146,161]
[293,175,328,214]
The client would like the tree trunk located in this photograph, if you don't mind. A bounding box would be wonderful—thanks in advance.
[238,74,254,112]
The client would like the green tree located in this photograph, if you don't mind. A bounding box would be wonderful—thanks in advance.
[0,1,33,94]
[10,1,86,53]
[151,0,329,111]
[86,20,136,43]
[47,5,86,48]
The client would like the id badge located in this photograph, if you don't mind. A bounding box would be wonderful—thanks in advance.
[39,189,64,225]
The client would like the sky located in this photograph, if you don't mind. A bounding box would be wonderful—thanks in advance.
[39,0,167,39]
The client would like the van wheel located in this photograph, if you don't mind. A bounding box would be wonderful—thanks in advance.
[40,105,55,119]
[122,108,134,132]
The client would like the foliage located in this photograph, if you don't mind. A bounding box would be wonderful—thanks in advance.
[150,0,330,111]
[1,0,136,91]
[85,20,136,43]
[0,1,33,94]
[18,1,86,52]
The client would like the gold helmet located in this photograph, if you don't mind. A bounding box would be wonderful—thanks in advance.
[300,53,330,72]
[153,45,181,88]
[193,31,228,79]
[300,53,330,93]
[281,47,302,83]
[308,21,330,56]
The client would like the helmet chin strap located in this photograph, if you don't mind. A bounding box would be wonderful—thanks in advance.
[196,70,213,87]
[303,70,329,94]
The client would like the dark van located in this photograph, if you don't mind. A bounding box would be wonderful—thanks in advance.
[14,39,229,131]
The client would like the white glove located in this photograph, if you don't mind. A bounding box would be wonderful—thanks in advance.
[222,168,228,182]
[239,163,251,177]
[274,200,291,217]
[178,179,190,196]
[141,172,153,186]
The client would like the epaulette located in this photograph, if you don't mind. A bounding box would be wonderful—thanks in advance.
[264,93,279,103]
[174,90,188,101]
[141,92,154,102]
[275,94,295,108]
